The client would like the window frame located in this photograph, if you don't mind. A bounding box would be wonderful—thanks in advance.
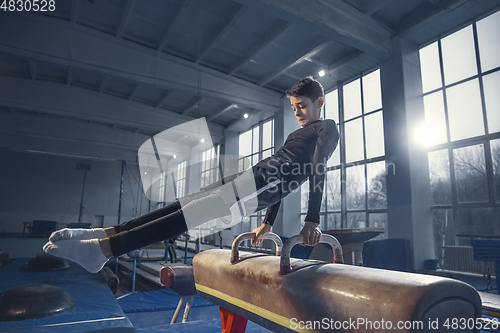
[237,117,275,232]
[300,69,388,232]
[175,160,187,199]
[200,145,220,189]
[419,10,500,252]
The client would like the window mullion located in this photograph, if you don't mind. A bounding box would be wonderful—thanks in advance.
[437,39,459,220]
[437,40,451,145]
[259,121,263,162]
[360,76,369,227]
[471,17,494,213]
[472,19,490,136]
[338,82,348,229]
[258,121,263,225]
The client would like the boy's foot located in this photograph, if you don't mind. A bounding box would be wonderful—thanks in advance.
[43,239,109,273]
[49,228,107,242]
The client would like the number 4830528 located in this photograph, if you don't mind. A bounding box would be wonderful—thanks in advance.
[1,0,56,12]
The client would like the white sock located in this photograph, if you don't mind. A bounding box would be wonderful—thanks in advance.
[49,228,107,242]
[43,239,109,273]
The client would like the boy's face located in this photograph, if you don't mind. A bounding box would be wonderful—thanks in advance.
[290,95,324,127]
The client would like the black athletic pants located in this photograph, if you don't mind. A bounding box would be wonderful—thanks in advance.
[108,166,282,257]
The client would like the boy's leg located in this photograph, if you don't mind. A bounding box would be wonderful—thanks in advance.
[49,227,108,242]
[112,200,182,234]
[42,211,186,273]
[43,239,110,273]
[106,187,215,234]
[50,171,246,242]
[43,171,258,272]
[44,191,232,272]
[49,187,215,242]
[108,192,232,257]
[48,201,183,242]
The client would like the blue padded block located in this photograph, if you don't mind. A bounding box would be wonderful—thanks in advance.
[31,220,57,236]
[363,238,412,272]
[471,239,500,294]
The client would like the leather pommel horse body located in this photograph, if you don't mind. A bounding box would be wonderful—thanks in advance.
[193,233,482,332]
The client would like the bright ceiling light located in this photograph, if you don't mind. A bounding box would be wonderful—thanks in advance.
[318,70,326,77]
[200,138,205,143]
[173,155,177,158]
[243,113,249,119]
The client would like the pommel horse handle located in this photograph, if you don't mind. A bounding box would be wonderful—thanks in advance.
[231,232,283,264]
[280,234,343,275]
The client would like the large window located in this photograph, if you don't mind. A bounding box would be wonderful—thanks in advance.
[175,160,186,198]
[238,118,274,232]
[419,9,500,263]
[158,171,166,203]
[201,145,220,188]
[238,118,274,172]
[300,69,387,234]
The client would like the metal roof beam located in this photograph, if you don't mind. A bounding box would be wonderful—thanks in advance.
[0,78,225,141]
[99,76,108,93]
[0,131,139,163]
[234,0,393,58]
[157,0,192,52]
[67,67,73,86]
[156,90,173,108]
[128,84,140,101]
[208,104,237,122]
[182,96,202,115]
[319,0,394,35]
[195,6,246,64]
[117,0,137,38]
[71,0,80,24]
[28,61,37,80]
[259,39,330,86]
[364,0,395,16]
[396,0,471,36]
[229,22,290,76]
[327,50,364,72]
[0,13,281,113]
[0,112,150,152]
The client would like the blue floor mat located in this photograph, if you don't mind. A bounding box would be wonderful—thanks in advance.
[455,277,497,293]
[131,309,272,332]
[135,318,221,333]
[124,294,272,332]
[126,305,220,328]
[118,286,273,332]
[0,258,134,332]
[117,288,214,313]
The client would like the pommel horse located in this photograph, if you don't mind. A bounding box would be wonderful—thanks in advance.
[191,232,482,333]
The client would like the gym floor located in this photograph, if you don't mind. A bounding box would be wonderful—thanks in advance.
[1,234,498,332]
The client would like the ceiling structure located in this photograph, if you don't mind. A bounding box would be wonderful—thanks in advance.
[0,0,498,162]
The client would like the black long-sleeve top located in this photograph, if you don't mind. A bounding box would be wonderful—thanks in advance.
[255,119,339,225]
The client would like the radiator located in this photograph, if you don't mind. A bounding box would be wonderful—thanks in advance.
[443,245,496,276]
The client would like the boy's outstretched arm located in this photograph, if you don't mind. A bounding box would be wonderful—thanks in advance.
[300,120,338,247]
[251,201,281,246]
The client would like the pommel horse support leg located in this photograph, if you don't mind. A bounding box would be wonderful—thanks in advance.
[160,266,197,324]
[193,232,482,333]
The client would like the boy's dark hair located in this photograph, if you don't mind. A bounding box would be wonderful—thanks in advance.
[286,76,324,101]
